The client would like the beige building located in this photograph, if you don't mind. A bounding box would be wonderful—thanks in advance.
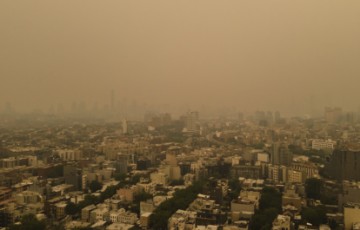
[311,139,336,150]
[118,211,138,225]
[150,172,168,185]
[287,169,305,183]
[140,212,152,229]
[282,188,302,210]
[344,204,360,230]
[163,165,182,181]
[231,195,256,221]
[140,201,155,215]
[57,149,82,161]
[117,188,134,203]
[290,162,319,179]
[109,208,138,225]
[166,152,178,166]
[81,204,96,222]
[15,191,43,204]
[106,223,134,230]
[55,202,67,220]
[90,208,109,223]
[168,209,197,230]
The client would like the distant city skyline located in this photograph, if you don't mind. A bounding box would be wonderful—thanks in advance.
[1,1,360,116]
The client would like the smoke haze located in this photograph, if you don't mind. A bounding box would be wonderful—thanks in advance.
[1,1,360,116]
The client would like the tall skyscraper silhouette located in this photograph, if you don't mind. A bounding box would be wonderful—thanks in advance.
[271,142,293,166]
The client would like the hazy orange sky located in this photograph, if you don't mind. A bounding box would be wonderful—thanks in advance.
[1,1,360,116]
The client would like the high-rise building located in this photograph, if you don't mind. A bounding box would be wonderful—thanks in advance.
[115,154,129,175]
[110,90,115,111]
[324,107,342,123]
[145,113,172,128]
[238,112,244,122]
[122,119,128,134]
[275,111,281,123]
[185,111,199,133]
[166,152,178,166]
[325,145,360,181]
[266,111,274,125]
[64,165,82,191]
[271,142,293,166]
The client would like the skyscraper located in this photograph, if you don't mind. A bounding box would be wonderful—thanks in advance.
[122,119,128,134]
[110,90,115,111]
[324,107,342,123]
[115,154,129,175]
[271,142,293,166]
[185,111,199,133]
[325,145,360,181]
[64,164,82,191]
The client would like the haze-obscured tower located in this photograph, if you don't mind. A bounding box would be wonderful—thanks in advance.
[110,90,115,111]
[115,154,129,175]
[324,107,342,123]
[275,111,281,123]
[238,112,244,122]
[64,164,82,191]
[185,111,199,133]
[271,142,293,166]
[122,119,128,134]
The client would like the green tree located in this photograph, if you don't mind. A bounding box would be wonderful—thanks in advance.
[84,194,100,205]
[130,174,141,184]
[169,179,184,186]
[100,186,117,200]
[149,181,205,229]
[9,214,46,230]
[259,187,282,212]
[89,180,103,193]
[249,187,282,230]
[228,178,242,200]
[134,191,153,203]
[65,202,79,216]
[250,208,278,230]
[114,173,127,182]
[301,206,327,226]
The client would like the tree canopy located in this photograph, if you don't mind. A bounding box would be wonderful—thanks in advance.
[301,206,327,226]
[89,180,103,193]
[9,214,46,230]
[65,202,79,216]
[149,181,204,230]
[249,187,282,230]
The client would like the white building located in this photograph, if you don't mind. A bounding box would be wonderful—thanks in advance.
[57,149,82,161]
[311,139,336,150]
[109,209,138,225]
[118,211,138,225]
